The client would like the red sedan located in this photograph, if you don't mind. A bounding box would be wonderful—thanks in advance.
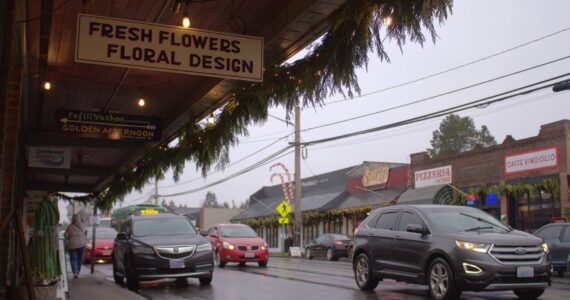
[84,227,117,264]
[208,224,269,268]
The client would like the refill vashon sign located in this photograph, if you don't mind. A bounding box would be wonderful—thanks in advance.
[75,14,263,81]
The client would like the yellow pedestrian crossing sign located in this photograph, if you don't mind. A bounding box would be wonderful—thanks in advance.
[276,200,292,217]
[278,217,289,224]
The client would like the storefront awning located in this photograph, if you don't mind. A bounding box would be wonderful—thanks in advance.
[397,184,449,205]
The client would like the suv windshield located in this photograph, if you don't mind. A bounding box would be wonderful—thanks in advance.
[220,226,257,237]
[133,218,196,237]
[423,207,510,233]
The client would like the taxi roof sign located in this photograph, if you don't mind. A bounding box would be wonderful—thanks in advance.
[276,200,292,217]
[140,208,159,215]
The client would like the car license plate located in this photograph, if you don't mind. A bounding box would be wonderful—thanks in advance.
[517,267,534,278]
[169,259,185,269]
[244,252,255,258]
[102,250,112,256]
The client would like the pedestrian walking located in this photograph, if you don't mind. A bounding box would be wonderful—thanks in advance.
[64,213,88,278]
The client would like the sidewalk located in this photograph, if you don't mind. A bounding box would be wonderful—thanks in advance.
[65,266,145,300]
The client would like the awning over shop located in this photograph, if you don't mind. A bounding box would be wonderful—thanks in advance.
[322,188,405,210]
[397,184,451,205]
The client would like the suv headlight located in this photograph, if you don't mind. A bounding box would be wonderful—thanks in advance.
[132,245,154,254]
[455,240,490,253]
[223,241,235,250]
[261,243,268,250]
[541,242,549,253]
[196,243,212,252]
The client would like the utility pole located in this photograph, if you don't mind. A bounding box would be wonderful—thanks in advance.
[153,178,159,205]
[294,105,301,246]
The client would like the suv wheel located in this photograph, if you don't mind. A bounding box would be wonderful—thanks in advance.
[258,261,268,267]
[112,255,124,286]
[513,288,545,300]
[428,258,461,300]
[125,256,139,291]
[354,253,379,291]
[199,272,213,285]
[305,248,313,259]
[326,248,336,261]
[215,250,226,268]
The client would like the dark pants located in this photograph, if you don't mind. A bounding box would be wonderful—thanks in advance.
[69,247,85,275]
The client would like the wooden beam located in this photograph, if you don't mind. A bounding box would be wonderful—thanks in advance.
[25,132,150,149]
[26,167,110,177]
[26,181,94,193]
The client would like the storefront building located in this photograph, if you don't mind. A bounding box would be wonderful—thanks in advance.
[403,120,570,232]
[232,161,408,251]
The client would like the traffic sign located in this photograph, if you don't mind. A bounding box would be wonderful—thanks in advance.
[276,200,292,217]
[278,217,289,224]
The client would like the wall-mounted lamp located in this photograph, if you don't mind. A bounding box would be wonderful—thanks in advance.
[207,113,215,126]
[138,88,146,107]
[43,81,52,90]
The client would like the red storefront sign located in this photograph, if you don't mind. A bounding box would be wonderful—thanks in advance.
[504,146,559,176]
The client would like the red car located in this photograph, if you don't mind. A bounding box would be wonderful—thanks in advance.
[84,227,117,264]
[208,224,269,268]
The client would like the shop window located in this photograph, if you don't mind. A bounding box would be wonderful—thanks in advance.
[303,223,318,244]
[516,188,561,232]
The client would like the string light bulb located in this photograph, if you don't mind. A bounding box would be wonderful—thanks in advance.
[383,16,393,26]
[43,81,52,90]
[138,97,145,107]
[207,114,215,126]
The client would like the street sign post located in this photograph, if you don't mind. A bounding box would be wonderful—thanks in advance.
[278,217,289,224]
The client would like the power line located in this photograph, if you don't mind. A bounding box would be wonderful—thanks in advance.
[302,56,570,133]
[308,91,561,152]
[325,26,570,105]
[159,134,290,190]
[158,145,293,197]
[300,74,570,146]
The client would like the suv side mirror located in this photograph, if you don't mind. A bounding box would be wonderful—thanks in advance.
[116,232,127,240]
[210,233,217,238]
[407,224,429,235]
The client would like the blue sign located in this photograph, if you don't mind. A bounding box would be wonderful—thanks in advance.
[486,193,498,205]
[466,200,475,206]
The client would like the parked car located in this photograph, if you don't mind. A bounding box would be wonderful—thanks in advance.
[534,222,570,277]
[352,205,552,300]
[112,213,214,291]
[84,227,117,264]
[207,224,268,268]
[305,234,352,261]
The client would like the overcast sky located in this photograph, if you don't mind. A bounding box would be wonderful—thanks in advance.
[71,0,570,216]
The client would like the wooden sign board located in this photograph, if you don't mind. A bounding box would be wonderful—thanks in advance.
[55,109,161,141]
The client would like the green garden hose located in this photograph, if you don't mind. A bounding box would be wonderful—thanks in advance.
[29,197,61,285]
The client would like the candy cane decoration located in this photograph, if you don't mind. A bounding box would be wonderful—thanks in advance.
[270,172,290,203]
[270,163,294,203]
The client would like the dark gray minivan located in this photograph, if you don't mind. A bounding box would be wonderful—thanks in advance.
[353,205,552,300]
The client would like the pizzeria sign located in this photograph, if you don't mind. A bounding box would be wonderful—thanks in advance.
[75,14,264,81]
[504,146,559,176]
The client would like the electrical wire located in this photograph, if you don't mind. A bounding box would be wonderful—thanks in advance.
[302,56,570,133]
[157,145,294,197]
[325,27,570,105]
[158,134,290,189]
[300,74,570,146]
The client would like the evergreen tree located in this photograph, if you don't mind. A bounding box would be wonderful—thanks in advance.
[161,199,167,207]
[231,200,237,209]
[168,200,176,209]
[202,191,220,208]
[222,201,230,208]
[428,114,496,158]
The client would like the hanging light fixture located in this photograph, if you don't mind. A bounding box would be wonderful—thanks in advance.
[181,1,191,28]
[383,16,393,27]
[138,88,146,107]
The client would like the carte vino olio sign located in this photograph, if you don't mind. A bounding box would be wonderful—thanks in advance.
[75,14,264,81]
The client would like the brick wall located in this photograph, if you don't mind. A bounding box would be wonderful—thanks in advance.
[409,120,570,217]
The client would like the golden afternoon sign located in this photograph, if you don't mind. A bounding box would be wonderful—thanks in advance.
[75,14,263,81]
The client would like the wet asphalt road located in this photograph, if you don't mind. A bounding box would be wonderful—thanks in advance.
[95,257,570,300]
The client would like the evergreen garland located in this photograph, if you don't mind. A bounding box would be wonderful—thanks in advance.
[96,0,453,212]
